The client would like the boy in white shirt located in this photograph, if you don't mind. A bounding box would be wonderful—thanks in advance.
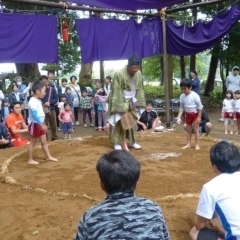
[189,141,240,240]
[27,81,58,165]
[176,78,203,150]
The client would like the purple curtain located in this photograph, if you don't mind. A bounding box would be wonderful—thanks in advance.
[76,6,240,62]
[166,5,240,56]
[0,13,58,63]
[67,0,188,11]
[76,17,162,63]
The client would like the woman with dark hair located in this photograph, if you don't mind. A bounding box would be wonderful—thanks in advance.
[69,76,81,126]
[190,70,200,95]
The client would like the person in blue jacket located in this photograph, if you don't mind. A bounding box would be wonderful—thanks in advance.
[190,70,200,95]
[0,122,12,149]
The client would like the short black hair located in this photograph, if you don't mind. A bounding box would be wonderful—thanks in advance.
[210,141,240,173]
[64,102,70,108]
[106,76,112,81]
[32,81,45,94]
[190,70,198,76]
[81,89,87,94]
[39,75,48,81]
[235,90,240,95]
[146,100,154,107]
[96,150,141,194]
[60,94,66,99]
[61,78,68,83]
[226,90,234,99]
[180,78,192,88]
[65,87,71,92]
[11,83,17,90]
[10,101,21,110]
[70,76,77,82]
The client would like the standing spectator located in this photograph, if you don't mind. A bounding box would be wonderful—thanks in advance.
[58,78,68,99]
[58,94,67,131]
[75,150,170,240]
[22,82,33,124]
[5,102,29,147]
[0,122,12,149]
[92,80,105,130]
[94,89,108,132]
[0,99,10,122]
[189,141,240,240]
[226,66,240,94]
[69,76,81,126]
[104,76,112,97]
[80,89,94,128]
[0,89,4,107]
[222,90,234,134]
[65,87,74,110]
[8,84,21,106]
[48,72,58,91]
[39,75,58,141]
[190,70,200,95]
[15,76,27,103]
[58,102,73,140]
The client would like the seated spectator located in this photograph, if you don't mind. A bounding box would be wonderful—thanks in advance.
[189,141,240,240]
[5,102,29,147]
[183,109,212,136]
[0,122,12,149]
[137,100,161,131]
[0,99,10,122]
[75,150,170,240]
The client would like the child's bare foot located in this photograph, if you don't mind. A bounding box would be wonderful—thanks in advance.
[47,157,58,162]
[225,131,228,134]
[182,144,191,149]
[236,132,239,135]
[230,131,233,135]
[28,160,39,165]
[122,142,129,151]
[195,145,200,150]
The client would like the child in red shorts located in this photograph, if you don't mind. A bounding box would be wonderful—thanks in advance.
[222,90,234,134]
[176,78,203,150]
[27,80,58,165]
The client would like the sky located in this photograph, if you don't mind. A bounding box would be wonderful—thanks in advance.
[0,60,128,77]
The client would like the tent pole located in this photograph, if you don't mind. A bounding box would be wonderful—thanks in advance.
[160,9,171,128]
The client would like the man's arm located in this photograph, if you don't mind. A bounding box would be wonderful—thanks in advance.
[75,216,88,240]
[49,88,58,106]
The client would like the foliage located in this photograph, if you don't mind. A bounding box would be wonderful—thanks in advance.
[142,55,161,80]
[144,85,181,99]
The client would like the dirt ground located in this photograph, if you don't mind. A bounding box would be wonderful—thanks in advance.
[0,111,237,240]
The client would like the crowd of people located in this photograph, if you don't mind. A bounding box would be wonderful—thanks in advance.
[1,55,240,239]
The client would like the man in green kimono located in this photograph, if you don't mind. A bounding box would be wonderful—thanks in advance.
[108,53,146,150]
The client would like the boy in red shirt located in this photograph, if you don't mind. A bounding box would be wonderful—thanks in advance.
[5,102,29,147]
[58,102,73,139]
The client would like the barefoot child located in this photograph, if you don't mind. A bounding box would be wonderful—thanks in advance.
[222,90,234,134]
[176,78,203,150]
[58,102,73,140]
[234,90,240,134]
[27,81,58,165]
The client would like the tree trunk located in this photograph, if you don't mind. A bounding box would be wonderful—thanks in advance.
[15,63,40,80]
[203,52,219,96]
[100,61,104,84]
[180,56,186,79]
[79,63,93,86]
[190,55,196,72]
[168,54,173,99]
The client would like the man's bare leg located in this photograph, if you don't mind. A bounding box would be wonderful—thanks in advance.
[182,124,192,149]
[39,134,58,162]
[27,137,39,165]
